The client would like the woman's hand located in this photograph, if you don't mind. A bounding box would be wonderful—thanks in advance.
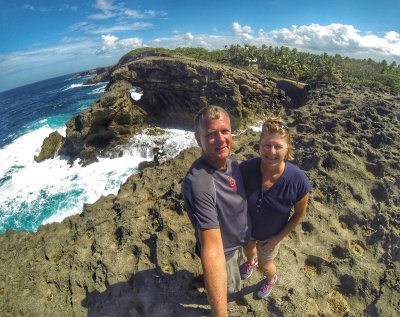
[259,235,281,251]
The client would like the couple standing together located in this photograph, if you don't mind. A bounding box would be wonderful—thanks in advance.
[182,106,311,316]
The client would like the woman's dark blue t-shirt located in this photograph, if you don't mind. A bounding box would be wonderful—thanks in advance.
[239,158,311,241]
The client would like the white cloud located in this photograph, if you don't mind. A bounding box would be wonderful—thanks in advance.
[69,21,152,35]
[263,23,400,58]
[21,4,52,12]
[23,3,78,13]
[69,22,93,32]
[22,4,35,11]
[99,34,119,52]
[147,23,400,63]
[89,0,165,22]
[124,9,145,19]
[0,40,99,76]
[149,33,236,49]
[98,34,143,53]
[90,22,152,34]
[93,0,117,12]
[88,12,115,20]
[89,0,118,20]
[77,0,163,42]
[232,22,254,41]
[0,32,144,88]
[58,4,79,12]
[144,10,157,18]
[120,38,143,48]
[123,9,158,19]
[184,32,194,41]
[232,22,253,34]
[385,31,400,43]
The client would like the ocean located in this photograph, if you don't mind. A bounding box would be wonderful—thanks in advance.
[0,74,196,234]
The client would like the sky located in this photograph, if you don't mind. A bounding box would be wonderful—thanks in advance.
[0,0,399,92]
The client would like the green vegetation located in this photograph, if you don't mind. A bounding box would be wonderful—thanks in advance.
[118,45,400,91]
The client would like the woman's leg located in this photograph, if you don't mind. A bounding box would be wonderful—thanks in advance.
[257,258,276,282]
[255,243,280,298]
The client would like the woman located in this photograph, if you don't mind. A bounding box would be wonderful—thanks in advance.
[239,116,311,299]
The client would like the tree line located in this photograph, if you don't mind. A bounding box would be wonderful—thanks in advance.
[119,45,400,91]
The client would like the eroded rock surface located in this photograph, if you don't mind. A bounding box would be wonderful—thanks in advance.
[5,83,399,316]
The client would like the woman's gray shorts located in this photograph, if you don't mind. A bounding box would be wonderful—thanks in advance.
[256,240,281,261]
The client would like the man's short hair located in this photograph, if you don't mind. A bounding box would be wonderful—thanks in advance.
[194,106,230,132]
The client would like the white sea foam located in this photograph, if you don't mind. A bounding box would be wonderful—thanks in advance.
[89,83,108,95]
[41,154,144,225]
[120,127,197,161]
[0,124,196,232]
[62,81,107,92]
[130,88,142,101]
[62,83,85,91]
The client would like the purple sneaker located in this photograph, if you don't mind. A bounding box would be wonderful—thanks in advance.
[240,257,258,280]
[257,274,278,298]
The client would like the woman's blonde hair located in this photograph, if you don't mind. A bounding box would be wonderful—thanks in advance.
[260,116,294,160]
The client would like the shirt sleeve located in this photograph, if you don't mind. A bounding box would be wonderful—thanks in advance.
[183,174,220,230]
[295,170,312,202]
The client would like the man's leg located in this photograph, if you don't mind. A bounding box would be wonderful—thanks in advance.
[240,240,258,280]
[226,250,241,296]
[243,240,257,264]
[226,250,247,316]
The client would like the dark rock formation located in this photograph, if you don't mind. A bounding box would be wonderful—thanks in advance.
[276,78,309,108]
[5,83,399,316]
[115,55,286,129]
[75,66,112,83]
[34,131,64,162]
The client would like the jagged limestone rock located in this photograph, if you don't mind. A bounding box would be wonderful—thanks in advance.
[34,131,64,162]
[62,80,147,165]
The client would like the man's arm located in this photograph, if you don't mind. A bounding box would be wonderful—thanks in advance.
[199,228,228,317]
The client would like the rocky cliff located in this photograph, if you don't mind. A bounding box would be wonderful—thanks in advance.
[2,82,399,316]
[35,53,287,166]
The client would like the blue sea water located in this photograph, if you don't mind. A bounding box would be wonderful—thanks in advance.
[0,74,196,234]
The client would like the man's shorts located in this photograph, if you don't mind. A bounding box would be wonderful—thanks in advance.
[226,249,241,294]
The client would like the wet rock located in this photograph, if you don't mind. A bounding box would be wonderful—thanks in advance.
[34,131,64,162]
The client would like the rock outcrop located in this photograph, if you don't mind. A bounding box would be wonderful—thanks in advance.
[62,80,146,166]
[38,52,290,165]
[4,83,399,316]
[34,131,64,162]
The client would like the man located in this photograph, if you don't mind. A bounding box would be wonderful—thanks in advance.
[182,106,251,316]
